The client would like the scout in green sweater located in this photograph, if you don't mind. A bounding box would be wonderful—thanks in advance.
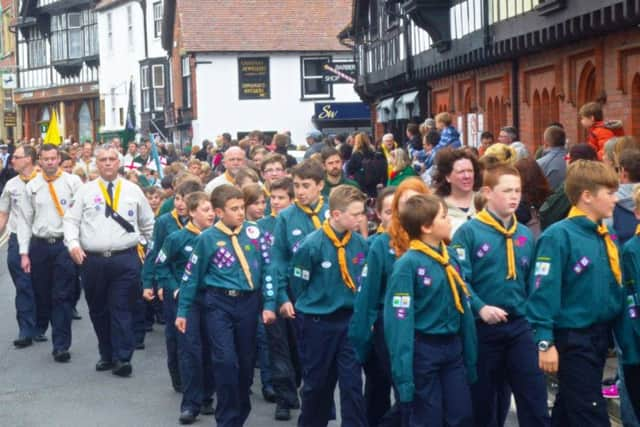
[175,185,271,426]
[451,164,549,427]
[155,192,215,424]
[384,194,475,426]
[616,186,640,421]
[288,185,368,427]
[259,153,287,217]
[526,160,625,426]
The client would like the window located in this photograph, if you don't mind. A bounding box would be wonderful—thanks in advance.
[27,29,46,68]
[140,65,150,112]
[301,57,331,99]
[182,56,191,108]
[50,10,98,62]
[4,89,13,112]
[153,2,162,38]
[127,5,133,49]
[152,64,165,111]
[107,13,113,52]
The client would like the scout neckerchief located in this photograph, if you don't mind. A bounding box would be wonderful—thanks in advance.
[410,240,471,313]
[322,220,356,292]
[381,142,396,177]
[376,224,385,234]
[567,206,622,285]
[215,221,254,289]
[137,244,146,262]
[99,178,135,233]
[224,170,236,185]
[170,209,186,229]
[185,221,201,235]
[295,196,324,229]
[19,168,38,183]
[43,169,64,217]
[636,224,640,236]
[476,209,518,280]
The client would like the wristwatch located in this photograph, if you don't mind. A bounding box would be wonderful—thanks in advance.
[537,340,552,352]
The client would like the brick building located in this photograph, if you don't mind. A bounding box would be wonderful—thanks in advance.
[348,0,640,152]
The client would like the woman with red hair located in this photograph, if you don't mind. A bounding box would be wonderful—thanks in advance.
[349,177,430,426]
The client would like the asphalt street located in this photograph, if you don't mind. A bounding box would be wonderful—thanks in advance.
[0,244,517,426]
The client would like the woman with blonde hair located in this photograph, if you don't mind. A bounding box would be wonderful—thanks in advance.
[347,132,387,197]
[387,148,417,186]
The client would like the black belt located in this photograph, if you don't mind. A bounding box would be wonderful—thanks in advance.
[208,287,255,298]
[32,235,63,244]
[86,247,136,258]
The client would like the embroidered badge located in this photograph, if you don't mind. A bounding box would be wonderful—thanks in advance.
[396,308,407,319]
[156,250,167,263]
[515,236,528,247]
[185,246,193,252]
[352,253,365,265]
[181,273,189,282]
[246,225,260,240]
[520,256,529,268]
[128,210,134,217]
[292,241,301,253]
[265,275,272,282]
[60,199,66,205]
[455,247,466,261]
[294,267,302,278]
[423,276,432,287]
[361,264,368,277]
[321,261,332,269]
[189,254,198,265]
[292,229,302,236]
[94,196,103,204]
[476,243,490,258]
[324,210,331,219]
[392,293,411,308]
[301,270,310,281]
[534,262,550,276]
[417,268,426,277]
[267,290,275,297]
[216,241,226,247]
[535,276,542,289]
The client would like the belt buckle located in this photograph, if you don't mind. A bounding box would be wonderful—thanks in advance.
[103,251,112,258]
[228,289,239,297]
[47,237,57,244]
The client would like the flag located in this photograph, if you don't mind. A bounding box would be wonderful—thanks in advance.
[149,133,164,179]
[44,110,61,146]
[123,80,136,148]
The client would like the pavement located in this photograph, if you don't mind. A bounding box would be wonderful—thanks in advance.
[0,243,519,426]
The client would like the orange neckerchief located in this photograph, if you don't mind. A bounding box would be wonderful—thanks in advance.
[42,169,64,217]
[322,220,356,292]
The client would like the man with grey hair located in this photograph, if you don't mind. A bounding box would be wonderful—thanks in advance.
[204,146,247,193]
[64,143,154,376]
[498,126,519,145]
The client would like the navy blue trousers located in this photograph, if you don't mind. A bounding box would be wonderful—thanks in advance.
[163,290,180,378]
[472,317,550,427]
[81,248,140,363]
[265,314,301,408]
[404,334,473,427]
[204,289,260,427]
[364,315,400,427]
[7,233,36,339]
[256,315,273,389]
[178,291,215,414]
[30,238,75,352]
[552,324,610,427]
[298,310,367,427]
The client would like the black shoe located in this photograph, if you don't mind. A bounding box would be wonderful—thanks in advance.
[275,404,291,421]
[33,334,48,342]
[135,342,145,350]
[95,359,114,371]
[52,350,71,363]
[71,308,82,320]
[112,361,132,377]
[200,401,214,415]
[179,410,197,425]
[170,369,182,392]
[262,386,276,403]
[13,337,33,348]
[287,399,300,410]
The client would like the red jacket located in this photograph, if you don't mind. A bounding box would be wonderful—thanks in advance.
[587,121,623,160]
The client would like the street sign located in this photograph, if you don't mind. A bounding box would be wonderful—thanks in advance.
[4,112,16,127]
[322,62,356,84]
[2,73,16,89]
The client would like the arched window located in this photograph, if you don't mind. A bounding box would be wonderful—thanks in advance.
[486,97,494,137]
[578,62,597,139]
[532,90,542,146]
[550,88,559,125]
[632,74,640,140]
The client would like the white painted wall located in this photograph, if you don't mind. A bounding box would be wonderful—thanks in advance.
[146,0,166,59]
[191,52,361,146]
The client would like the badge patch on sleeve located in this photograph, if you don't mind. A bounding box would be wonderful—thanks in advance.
[361,264,368,277]
[534,262,550,276]
[246,225,260,240]
[189,254,198,265]
[155,250,167,263]
[392,293,411,308]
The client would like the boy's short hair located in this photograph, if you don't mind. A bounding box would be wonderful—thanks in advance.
[185,191,210,212]
[399,195,446,240]
[143,186,163,197]
[544,126,566,147]
[375,186,396,213]
[321,146,341,163]
[291,160,324,183]
[579,102,604,121]
[270,176,294,199]
[483,164,521,189]
[235,167,260,185]
[564,160,618,205]
[175,179,203,197]
[618,149,640,182]
[435,112,452,126]
[424,130,440,147]
[211,184,244,209]
[480,131,494,140]
[242,183,267,206]
[260,153,287,172]
[406,123,419,136]
[328,184,366,212]
[187,158,201,167]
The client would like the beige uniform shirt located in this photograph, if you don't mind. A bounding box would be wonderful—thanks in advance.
[0,175,30,234]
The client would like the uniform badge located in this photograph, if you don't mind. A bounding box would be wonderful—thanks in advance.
[392,293,411,308]
[217,241,226,247]
[515,236,528,247]
[60,199,66,205]
[324,210,331,219]
[301,270,310,281]
[396,308,407,319]
[321,261,332,269]
[128,210,134,217]
[292,229,302,236]
[417,268,426,277]
[185,246,193,252]
[246,225,260,240]
[352,252,365,265]
[455,247,466,261]
[534,262,550,276]
[361,264,368,278]
[423,276,432,286]
[476,243,490,258]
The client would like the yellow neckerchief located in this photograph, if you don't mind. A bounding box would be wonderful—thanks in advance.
[185,221,201,235]
[381,143,396,177]
[19,168,38,183]
[376,223,385,234]
[154,205,161,217]
[224,170,236,185]
[137,244,146,262]
[270,210,277,218]
[215,221,254,289]
[171,209,185,229]
[321,220,356,292]
[264,186,271,197]
[567,206,622,285]
[476,209,518,280]
[636,224,640,236]
[295,196,324,229]
[409,240,471,313]
[42,169,64,217]
[98,178,122,212]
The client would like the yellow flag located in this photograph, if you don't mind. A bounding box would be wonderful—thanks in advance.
[44,110,61,146]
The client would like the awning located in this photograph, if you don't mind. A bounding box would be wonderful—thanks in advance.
[376,97,395,123]
[394,91,420,120]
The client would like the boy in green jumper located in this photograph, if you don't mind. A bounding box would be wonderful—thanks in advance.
[264,161,328,420]
[289,184,368,427]
[616,184,640,422]
[175,184,271,427]
[385,194,475,427]
[526,160,625,426]
[452,165,549,427]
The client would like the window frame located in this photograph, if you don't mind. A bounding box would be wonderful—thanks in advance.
[182,56,191,109]
[300,56,333,101]
[153,2,162,38]
[140,65,151,112]
[152,63,165,111]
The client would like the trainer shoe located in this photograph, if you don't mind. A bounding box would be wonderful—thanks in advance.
[602,384,619,399]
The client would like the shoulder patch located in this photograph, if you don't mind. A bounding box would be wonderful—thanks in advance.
[246,225,260,240]
[534,261,550,276]
[392,293,411,308]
